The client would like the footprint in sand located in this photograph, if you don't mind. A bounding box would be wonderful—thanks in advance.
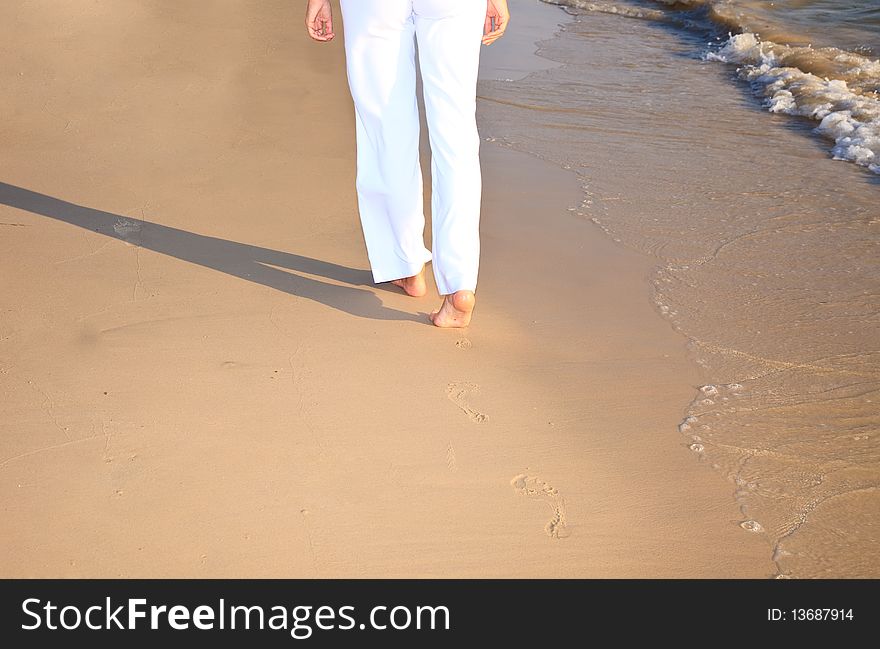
[511,473,569,539]
[446,381,488,423]
[446,442,458,473]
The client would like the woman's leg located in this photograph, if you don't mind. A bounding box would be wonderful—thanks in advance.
[339,0,431,286]
[413,0,486,297]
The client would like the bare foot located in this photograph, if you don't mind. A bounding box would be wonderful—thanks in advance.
[391,265,427,297]
[430,291,475,328]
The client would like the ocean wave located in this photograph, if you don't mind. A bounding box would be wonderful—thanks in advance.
[567,0,879,54]
[540,0,670,22]
[541,0,880,174]
[706,33,880,174]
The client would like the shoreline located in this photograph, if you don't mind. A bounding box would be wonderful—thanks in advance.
[1,0,772,577]
[484,1,879,578]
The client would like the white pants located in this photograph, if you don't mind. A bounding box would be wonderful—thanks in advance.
[340,0,486,295]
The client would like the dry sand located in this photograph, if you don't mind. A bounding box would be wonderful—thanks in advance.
[0,0,773,577]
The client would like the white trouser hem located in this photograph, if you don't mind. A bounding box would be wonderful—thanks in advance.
[371,253,432,285]
[434,273,478,296]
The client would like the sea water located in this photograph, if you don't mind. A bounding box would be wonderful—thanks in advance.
[478,0,879,577]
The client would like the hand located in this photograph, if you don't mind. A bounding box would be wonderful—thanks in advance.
[482,0,509,46]
[305,0,334,42]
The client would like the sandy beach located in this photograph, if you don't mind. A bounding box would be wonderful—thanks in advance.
[0,0,824,578]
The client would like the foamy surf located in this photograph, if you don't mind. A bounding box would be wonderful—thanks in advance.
[706,33,880,174]
[542,0,880,174]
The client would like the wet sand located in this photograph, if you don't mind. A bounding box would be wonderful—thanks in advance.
[0,0,772,577]
[489,1,879,577]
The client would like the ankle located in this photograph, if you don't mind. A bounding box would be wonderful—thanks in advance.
[450,290,475,312]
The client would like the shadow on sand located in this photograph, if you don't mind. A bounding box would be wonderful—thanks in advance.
[0,182,426,323]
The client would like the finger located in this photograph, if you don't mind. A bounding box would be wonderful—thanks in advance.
[309,19,332,41]
[306,12,322,40]
[323,11,334,38]
[484,33,502,46]
[482,26,502,45]
[483,15,508,45]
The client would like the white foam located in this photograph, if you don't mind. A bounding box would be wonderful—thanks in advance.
[706,33,880,174]
[113,218,142,237]
[740,519,764,533]
[700,384,720,397]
